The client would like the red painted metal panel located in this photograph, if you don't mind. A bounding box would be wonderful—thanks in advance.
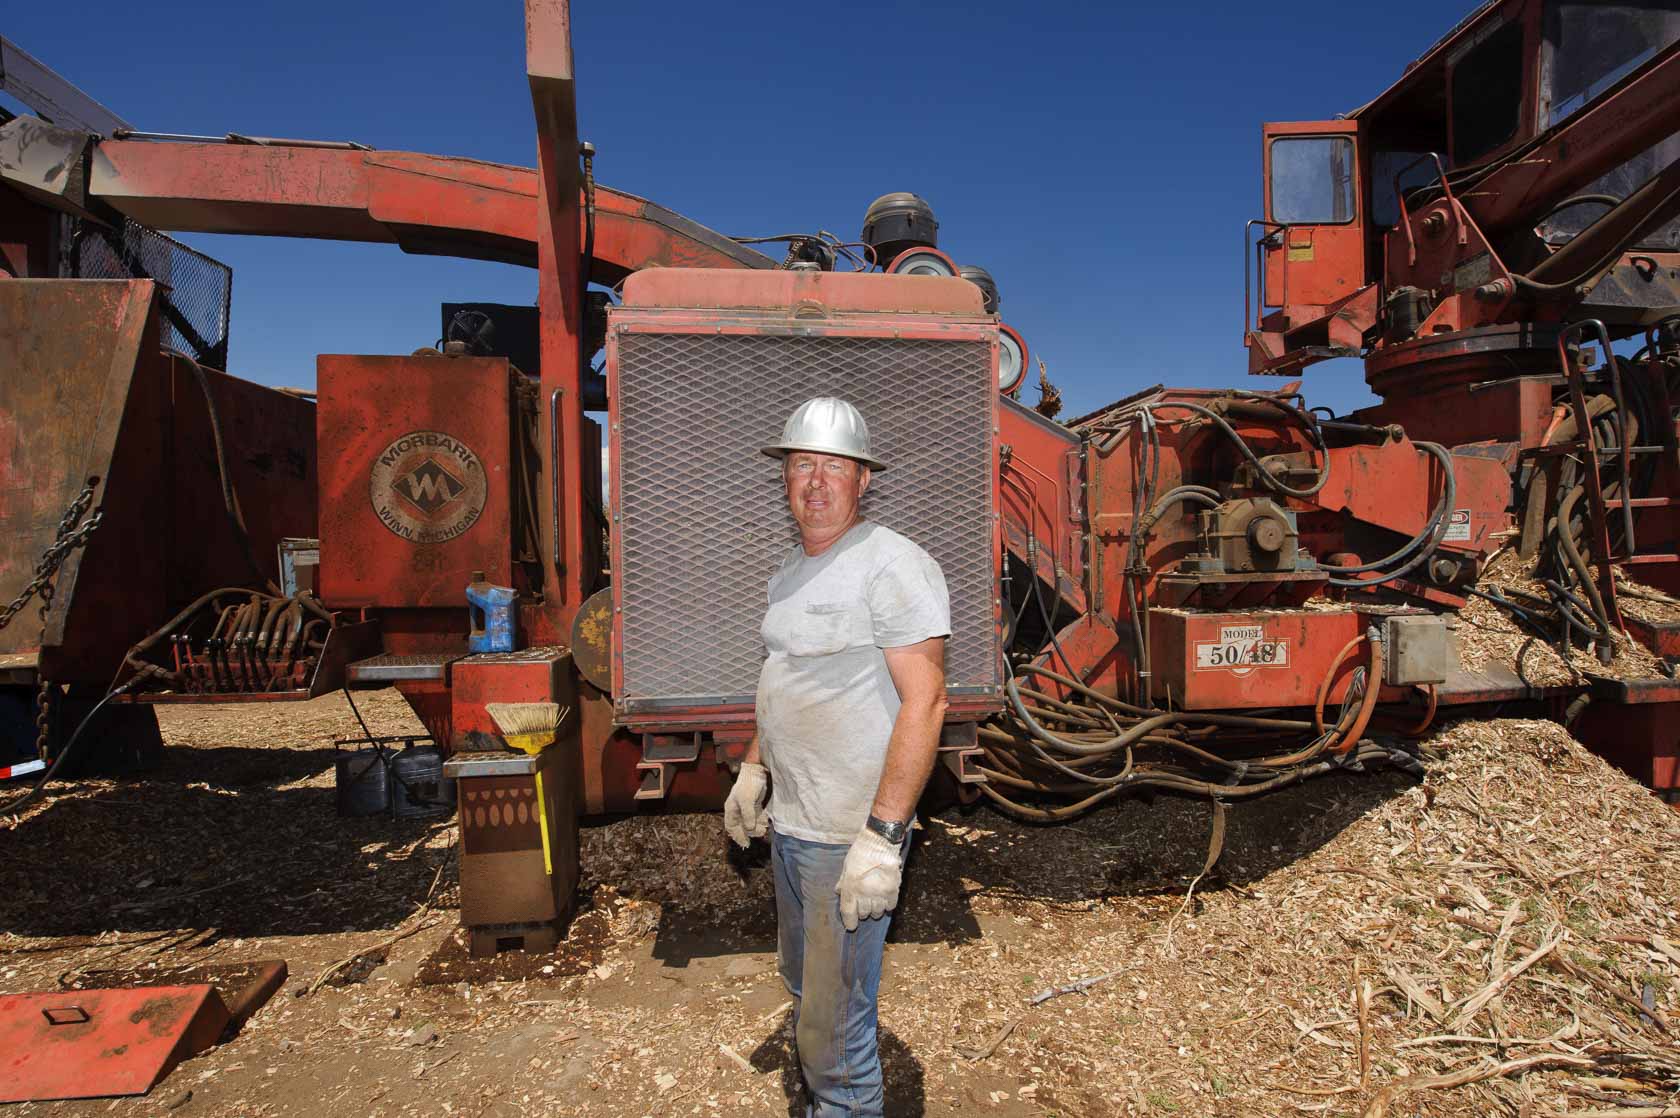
[316,355,512,608]
[0,985,229,1102]
[89,141,770,284]
[1260,120,1367,310]
[163,356,318,604]
[1000,398,1086,611]
[1576,699,1680,792]
[1357,369,1554,450]
[1310,443,1512,557]
[449,648,573,752]
[1148,607,1363,710]
[621,267,985,315]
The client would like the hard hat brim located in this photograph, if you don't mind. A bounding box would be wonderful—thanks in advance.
[760,442,887,472]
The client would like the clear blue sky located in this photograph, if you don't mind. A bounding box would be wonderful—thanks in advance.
[4,0,1480,418]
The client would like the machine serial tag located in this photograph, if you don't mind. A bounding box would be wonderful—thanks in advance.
[1194,624,1289,676]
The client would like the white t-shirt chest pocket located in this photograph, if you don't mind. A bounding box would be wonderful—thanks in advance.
[782,600,857,658]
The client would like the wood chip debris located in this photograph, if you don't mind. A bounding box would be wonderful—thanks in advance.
[4,692,1680,1115]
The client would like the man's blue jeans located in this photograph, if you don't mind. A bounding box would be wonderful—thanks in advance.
[770,827,905,1118]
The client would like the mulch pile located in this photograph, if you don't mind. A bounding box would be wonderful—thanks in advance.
[1456,550,1669,685]
[5,695,1680,1115]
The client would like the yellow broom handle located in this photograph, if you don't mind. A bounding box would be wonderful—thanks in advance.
[534,771,554,876]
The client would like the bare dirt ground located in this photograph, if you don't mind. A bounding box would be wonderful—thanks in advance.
[5,691,1680,1117]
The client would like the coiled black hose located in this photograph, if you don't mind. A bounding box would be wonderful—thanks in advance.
[1141,400,1330,499]
[1323,441,1457,587]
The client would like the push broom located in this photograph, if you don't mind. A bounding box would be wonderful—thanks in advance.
[483,702,570,875]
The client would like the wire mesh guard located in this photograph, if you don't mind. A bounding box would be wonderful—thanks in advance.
[71,217,231,369]
[612,329,1000,716]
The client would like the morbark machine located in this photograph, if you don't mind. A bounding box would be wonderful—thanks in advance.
[1,0,1678,939]
[1245,0,1680,790]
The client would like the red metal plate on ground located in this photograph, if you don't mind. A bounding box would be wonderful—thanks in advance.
[0,984,230,1102]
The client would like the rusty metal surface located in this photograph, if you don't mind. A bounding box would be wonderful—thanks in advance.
[163,357,317,594]
[999,396,1087,615]
[568,588,612,693]
[131,620,378,703]
[620,266,985,316]
[317,355,513,609]
[1148,607,1364,710]
[0,984,230,1102]
[85,140,771,280]
[0,115,94,216]
[0,280,319,687]
[1576,697,1680,791]
[65,960,285,1031]
[1625,615,1680,659]
[449,648,573,752]
[0,281,155,666]
[1312,442,1512,558]
[606,279,1002,726]
[456,739,578,931]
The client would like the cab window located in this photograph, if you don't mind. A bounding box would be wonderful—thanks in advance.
[1269,136,1356,224]
[1542,0,1680,127]
[1451,19,1524,163]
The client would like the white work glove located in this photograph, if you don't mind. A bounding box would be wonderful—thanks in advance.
[723,762,770,848]
[835,826,904,931]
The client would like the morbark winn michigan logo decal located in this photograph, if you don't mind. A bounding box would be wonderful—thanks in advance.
[369,431,488,543]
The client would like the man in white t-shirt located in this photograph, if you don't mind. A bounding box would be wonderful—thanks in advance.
[723,397,950,1118]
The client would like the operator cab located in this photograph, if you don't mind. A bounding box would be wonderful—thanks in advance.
[1248,0,1680,374]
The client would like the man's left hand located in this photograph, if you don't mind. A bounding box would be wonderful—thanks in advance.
[835,827,903,931]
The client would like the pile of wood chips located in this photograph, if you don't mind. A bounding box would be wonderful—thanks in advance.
[6,696,1680,1116]
[564,717,1680,1116]
[1454,550,1668,684]
[863,716,1680,1116]
[1614,575,1680,627]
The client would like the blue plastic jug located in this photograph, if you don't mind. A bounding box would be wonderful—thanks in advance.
[466,570,517,653]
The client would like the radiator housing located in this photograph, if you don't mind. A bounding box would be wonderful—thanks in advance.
[606,269,1003,730]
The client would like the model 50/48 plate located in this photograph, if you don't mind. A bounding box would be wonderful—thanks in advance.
[1194,625,1290,674]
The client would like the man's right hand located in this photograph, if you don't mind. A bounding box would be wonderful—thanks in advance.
[723,761,770,848]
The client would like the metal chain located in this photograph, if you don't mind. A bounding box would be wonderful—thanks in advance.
[32,678,54,763]
[0,481,103,634]
[0,480,104,761]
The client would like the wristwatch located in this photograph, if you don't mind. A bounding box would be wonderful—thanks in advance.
[864,813,909,845]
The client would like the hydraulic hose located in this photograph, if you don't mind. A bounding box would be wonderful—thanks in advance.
[168,349,280,596]
[1554,486,1615,650]
[1313,637,1364,735]
[0,680,135,815]
[1323,441,1456,585]
[1399,685,1438,739]
[1143,400,1330,498]
[1326,642,1382,756]
[1135,485,1221,539]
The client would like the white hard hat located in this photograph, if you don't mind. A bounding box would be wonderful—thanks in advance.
[761,397,887,472]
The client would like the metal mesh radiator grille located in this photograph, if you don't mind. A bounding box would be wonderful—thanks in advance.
[612,329,999,718]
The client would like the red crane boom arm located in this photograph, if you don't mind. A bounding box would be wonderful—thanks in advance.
[83,139,772,284]
[1446,40,1680,235]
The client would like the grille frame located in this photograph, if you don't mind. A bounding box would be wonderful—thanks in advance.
[607,309,1003,730]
